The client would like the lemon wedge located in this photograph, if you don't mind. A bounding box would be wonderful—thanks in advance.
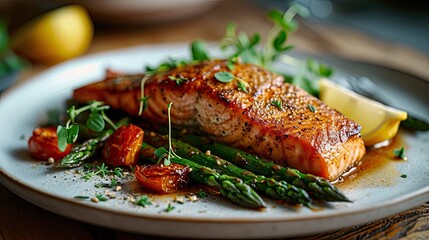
[11,5,93,64]
[319,79,407,146]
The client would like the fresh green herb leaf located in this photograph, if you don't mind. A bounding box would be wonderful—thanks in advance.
[400,174,407,178]
[393,147,406,159]
[214,71,235,83]
[86,112,105,132]
[165,203,175,212]
[56,126,68,152]
[271,99,283,110]
[237,79,248,93]
[191,40,210,61]
[168,75,188,85]
[82,171,95,181]
[95,163,110,178]
[83,163,93,171]
[95,193,108,201]
[67,123,80,143]
[113,168,124,178]
[135,195,152,207]
[57,101,116,151]
[308,104,316,113]
[197,190,207,198]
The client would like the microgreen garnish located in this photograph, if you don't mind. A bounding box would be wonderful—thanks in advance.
[135,195,152,207]
[236,79,248,93]
[215,71,249,92]
[165,203,175,212]
[168,75,188,85]
[95,163,109,178]
[191,40,210,61]
[138,74,152,116]
[214,72,234,83]
[95,193,108,202]
[145,57,188,74]
[393,147,406,160]
[271,100,283,110]
[81,163,125,181]
[197,190,207,198]
[400,174,407,178]
[153,103,183,166]
[113,167,124,178]
[57,101,117,152]
[308,104,316,113]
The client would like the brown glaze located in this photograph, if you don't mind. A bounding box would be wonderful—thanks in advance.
[73,60,366,180]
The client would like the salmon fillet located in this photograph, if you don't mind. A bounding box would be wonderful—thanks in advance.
[73,60,365,180]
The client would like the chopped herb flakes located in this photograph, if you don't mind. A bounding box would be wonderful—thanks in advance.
[165,203,175,212]
[168,75,188,85]
[307,104,316,113]
[95,193,108,202]
[135,196,152,207]
[400,174,407,178]
[271,100,283,110]
[393,147,406,159]
[237,80,248,93]
[197,190,207,198]
[74,195,90,200]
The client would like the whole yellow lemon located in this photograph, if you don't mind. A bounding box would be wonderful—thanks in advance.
[11,5,93,64]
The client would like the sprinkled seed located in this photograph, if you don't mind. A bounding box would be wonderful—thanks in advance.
[150,132,156,137]
[47,157,55,164]
[91,197,99,203]
[175,196,185,204]
[188,195,198,202]
[115,186,122,191]
[205,150,211,156]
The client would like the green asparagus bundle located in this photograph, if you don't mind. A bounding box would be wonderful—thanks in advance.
[183,136,350,202]
[56,129,113,168]
[145,134,312,206]
[140,143,266,209]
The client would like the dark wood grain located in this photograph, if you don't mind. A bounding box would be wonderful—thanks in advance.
[1,183,428,240]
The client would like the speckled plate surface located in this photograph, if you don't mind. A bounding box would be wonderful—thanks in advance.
[0,43,428,239]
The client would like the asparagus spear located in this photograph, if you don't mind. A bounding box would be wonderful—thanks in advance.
[145,134,312,206]
[184,137,350,202]
[56,129,113,168]
[140,143,266,209]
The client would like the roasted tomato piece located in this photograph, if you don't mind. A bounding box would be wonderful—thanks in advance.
[28,127,72,160]
[102,124,144,166]
[134,164,190,194]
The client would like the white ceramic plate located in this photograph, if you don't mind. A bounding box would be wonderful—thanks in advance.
[0,43,428,239]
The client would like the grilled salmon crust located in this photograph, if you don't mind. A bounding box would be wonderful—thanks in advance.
[73,60,365,180]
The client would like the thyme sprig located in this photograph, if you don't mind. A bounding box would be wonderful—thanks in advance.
[135,195,152,207]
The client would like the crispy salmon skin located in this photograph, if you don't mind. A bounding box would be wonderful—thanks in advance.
[73,60,365,180]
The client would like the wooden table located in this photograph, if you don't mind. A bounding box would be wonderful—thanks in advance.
[1,1,428,239]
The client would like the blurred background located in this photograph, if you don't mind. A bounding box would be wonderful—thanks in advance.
[1,0,428,91]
